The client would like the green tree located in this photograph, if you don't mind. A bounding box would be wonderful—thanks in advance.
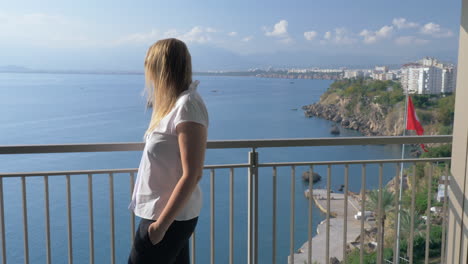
[414,187,430,214]
[436,95,455,126]
[346,248,393,264]
[412,95,435,109]
[367,189,395,263]
[399,225,443,262]
[420,144,452,158]
[399,209,426,258]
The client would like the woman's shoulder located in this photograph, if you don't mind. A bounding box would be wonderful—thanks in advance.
[172,82,209,127]
[176,81,206,107]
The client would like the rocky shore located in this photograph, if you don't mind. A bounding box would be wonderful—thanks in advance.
[302,97,405,137]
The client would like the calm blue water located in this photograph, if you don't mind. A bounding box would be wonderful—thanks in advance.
[0,73,402,263]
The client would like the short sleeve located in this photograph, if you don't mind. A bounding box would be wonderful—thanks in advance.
[173,93,209,130]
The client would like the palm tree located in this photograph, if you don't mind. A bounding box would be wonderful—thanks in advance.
[367,189,395,263]
[399,209,425,258]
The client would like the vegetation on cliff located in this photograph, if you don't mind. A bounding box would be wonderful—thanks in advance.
[304,78,455,136]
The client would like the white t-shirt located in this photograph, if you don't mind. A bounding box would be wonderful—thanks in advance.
[129,80,209,221]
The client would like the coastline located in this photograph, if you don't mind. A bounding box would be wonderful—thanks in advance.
[290,190,367,264]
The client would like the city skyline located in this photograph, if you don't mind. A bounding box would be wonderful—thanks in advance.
[0,0,462,71]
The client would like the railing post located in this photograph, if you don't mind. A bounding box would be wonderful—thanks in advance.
[0,177,6,264]
[248,148,259,264]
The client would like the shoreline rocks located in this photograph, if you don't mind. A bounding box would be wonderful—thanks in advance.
[330,125,340,135]
[303,99,404,137]
[302,171,322,183]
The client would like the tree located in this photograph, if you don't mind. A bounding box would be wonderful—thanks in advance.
[414,187,430,214]
[346,248,393,264]
[436,95,455,126]
[412,95,434,109]
[399,209,426,258]
[399,225,443,262]
[420,144,452,158]
[367,189,395,263]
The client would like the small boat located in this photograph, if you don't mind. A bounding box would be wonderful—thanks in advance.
[291,108,298,111]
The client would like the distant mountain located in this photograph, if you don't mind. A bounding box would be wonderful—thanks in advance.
[0,65,31,72]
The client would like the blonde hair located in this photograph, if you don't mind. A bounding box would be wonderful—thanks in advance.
[144,38,192,137]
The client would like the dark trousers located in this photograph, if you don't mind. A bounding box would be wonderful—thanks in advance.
[128,217,198,264]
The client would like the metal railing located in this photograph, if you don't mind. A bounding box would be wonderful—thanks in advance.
[0,135,453,264]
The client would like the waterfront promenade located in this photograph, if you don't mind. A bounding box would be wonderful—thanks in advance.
[291,190,368,264]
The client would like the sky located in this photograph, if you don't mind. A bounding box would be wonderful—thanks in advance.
[0,0,462,71]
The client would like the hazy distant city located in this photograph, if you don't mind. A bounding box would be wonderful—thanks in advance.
[1,56,455,95]
[204,57,456,95]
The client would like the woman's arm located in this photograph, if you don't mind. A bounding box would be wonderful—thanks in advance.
[148,121,207,245]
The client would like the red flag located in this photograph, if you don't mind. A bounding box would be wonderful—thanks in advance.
[406,96,428,152]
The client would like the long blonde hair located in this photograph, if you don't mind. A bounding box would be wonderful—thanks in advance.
[144,38,192,137]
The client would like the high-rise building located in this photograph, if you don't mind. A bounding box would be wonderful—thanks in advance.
[441,66,457,93]
[401,66,442,94]
[401,58,456,94]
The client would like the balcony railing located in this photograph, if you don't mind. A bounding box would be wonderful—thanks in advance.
[0,135,452,264]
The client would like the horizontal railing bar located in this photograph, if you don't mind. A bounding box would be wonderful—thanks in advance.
[0,157,451,178]
[258,157,451,167]
[0,136,452,154]
[0,164,250,178]
[0,168,139,177]
[0,142,144,155]
[204,164,250,169]
[206,135,452,149]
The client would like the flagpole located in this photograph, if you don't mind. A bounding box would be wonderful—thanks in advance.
[395,92,409,264]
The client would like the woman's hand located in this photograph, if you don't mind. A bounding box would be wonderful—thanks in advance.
[147,222,168,245]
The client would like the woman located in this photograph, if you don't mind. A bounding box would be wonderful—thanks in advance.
[128,38,208,264]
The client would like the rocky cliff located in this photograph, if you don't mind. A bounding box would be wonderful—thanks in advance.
[303,93,406,136]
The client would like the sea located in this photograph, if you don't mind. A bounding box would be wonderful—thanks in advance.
[0,73,403,263]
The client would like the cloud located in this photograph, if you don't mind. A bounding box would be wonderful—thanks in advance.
[420,22,454,38]
[263,19,293,44]
[228,31,238,37]
[205,27,218,33]
[115,29,159,45]
[163,29,179,38]
[392,18,419,29]
[321,28,356,45]
[264,20,289,37]
[242,36,253,42]
[116,26,219,45]
[304,31,317,41]
[359,25,393,44]
[394,36,429,46]
[178,26,213,43]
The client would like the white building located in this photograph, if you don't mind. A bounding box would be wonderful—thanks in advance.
[372,72,396,81]
[401,66,442,94]
[375,66,389,72]
[344,70,364,79]
[441,67,457,93]
[402,66,442,94]
[401,58,457,94]
[437,184,447,203]
[420,57,446,68]
[287,68,343,74]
